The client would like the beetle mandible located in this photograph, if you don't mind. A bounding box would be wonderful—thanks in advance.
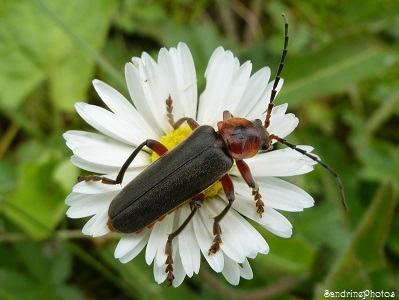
[79,14,347,286]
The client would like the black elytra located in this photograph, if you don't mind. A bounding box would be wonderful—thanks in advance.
[108,125,233,233]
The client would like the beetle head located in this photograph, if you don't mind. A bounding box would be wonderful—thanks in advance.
[217,118,270,160]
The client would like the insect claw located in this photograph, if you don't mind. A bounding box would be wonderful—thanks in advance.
[165,239,175,286]
[167,272,175,286]
[251,186,264,217]
[208,242,221,255]
[78,175,118,185]
[165,254,173,265]
[165,264,173,273]
[78,175,102,182]
[256,199,264,217]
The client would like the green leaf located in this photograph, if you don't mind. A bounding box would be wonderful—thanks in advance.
[0,268,39,300]
[316,179,397,295]
[0,240,85,300]
[3,156,65,239]
[0,0,117,111]
[54,285,87,300]
[358,140,399,183]
[97,246,200,300]
[257,233,316,274]
[0,159,18,195]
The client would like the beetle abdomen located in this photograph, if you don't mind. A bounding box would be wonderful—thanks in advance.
[108,125,233,233]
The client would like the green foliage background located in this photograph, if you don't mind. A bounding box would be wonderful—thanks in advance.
[0,0,398,299]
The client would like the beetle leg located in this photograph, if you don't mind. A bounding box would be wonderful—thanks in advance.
[165,97,199,130]
[77,175,121,185]
[165,193,204,286]
[235,159,264,217]
[172,117,200,131]
[208,174,235,255]
[78,139,168,185]
[166,97,199,130]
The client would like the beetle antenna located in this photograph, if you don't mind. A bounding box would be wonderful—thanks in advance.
[264,13,289,129]
[269,134,348,211]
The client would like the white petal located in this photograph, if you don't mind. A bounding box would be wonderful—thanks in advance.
[138,52,171,133]
[175,42,198,118]
[118,235,149,264]
[92,79,157,139]
[236,67,271,118]
[71,144,148,169]
[171,249,187,287]
[216,193,269,257]
[158,43,197,122]
[153,262,167,284]
[64,130,105,150]
[208,198,245,263]
[126,54,178,136]
[64,130,150,174]
[222,60,252,117]
[267,114,299,142]
[270,102,288,117]
[232,195,293,238]
[178,205,201,277]
[198,47,252,126]
[200,48,233,116]
[64,192,84,206]
[72,143,148,170]
[233,178,313,212]
[156,214,176,268]
[257,177,314,210]
[114,230,149,259]
[239,258,253,279]
[145,212,174,267]
[81,209,110,237]
[91,209,111,237]
[70,155,119,174]
[72,180,123,194]
[222,254,240,285]
[237,146,317,177]
[92,79,136,119]
[259,207,293,238]
[81,215,97,236]
[246,79,284,120]
[206,199,246,263]
[71,170,139,194]
[145,224,162,265]
[193,202,224,272]
[75,102,145,146]
[65,192,112,218]
[125,62,162,135]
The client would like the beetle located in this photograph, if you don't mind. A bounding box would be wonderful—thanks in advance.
[78,14,347,285]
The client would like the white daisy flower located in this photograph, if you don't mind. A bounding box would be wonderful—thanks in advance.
[64,41,318,287]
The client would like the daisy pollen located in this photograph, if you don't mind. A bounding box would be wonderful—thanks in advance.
[64,15,345,287]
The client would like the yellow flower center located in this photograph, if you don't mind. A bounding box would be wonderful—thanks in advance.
[151,124,222,198]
